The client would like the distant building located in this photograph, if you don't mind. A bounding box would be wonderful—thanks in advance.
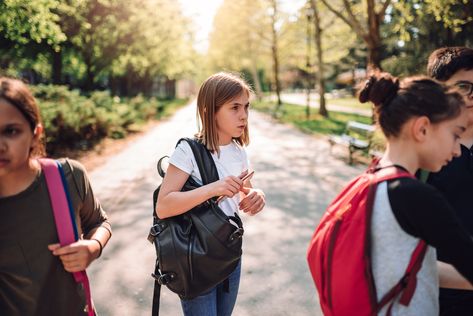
[176,79,197,99]
[336,68,366,85]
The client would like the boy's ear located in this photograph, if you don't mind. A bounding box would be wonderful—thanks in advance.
[411,116,430,141]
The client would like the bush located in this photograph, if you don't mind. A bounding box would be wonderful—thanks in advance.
[32,85,171,155]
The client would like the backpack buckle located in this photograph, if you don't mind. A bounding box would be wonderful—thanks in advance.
[229,228,244,241]
[151,272,176,285]
[147,223,165,244]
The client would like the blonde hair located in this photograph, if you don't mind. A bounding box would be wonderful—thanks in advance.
[195,72,252,153]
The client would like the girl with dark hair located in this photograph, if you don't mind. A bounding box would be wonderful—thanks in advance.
[0,77,111,315]
[310,71,473,315]
[359,72,473,315]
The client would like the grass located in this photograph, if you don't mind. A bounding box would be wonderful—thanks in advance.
[252,100,373,136]
[327,97,373,110]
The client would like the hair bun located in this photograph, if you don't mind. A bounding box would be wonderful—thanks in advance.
[358,72,399,107]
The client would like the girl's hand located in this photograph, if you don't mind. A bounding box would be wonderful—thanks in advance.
[48,239,101,273]
[239,187,265,215]
[210,176,243,199]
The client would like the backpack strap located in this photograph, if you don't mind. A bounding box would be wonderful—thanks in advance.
[151,138,219,316]
[367,165,427,315]
[151,263,162,316]
[376,240,428,314]
[369,166,428,314]
[180,137,220,185]
[39,158,95,316]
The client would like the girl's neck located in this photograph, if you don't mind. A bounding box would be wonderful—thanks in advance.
[218,136,233,146]
[379,141,419,175]
[0,159,40,197]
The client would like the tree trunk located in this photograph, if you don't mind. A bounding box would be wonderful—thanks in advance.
[269,0,282,114]
[305,2,311,119]
[366,0,382,71]
[84,59,95,91]
[246,27,263,100]
[311,0,328,117]
[250,61,262,100]
[366,42,383,71]
[165,78,176,99]
[51,48,62,85]
[318,0,389,72]
[272,43,282,109]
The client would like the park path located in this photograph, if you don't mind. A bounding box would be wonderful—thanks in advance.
[87,101,364,315]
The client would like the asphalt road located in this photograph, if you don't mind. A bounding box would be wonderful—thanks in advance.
[86,101,363,315]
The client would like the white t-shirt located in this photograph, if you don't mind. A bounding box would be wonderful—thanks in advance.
[169,140,250,217]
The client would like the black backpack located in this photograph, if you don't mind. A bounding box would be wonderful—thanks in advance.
[147,138,244,315]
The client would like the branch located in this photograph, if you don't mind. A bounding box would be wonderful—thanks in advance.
[379,0,392,16]
[377,0,392,23]
[342,0,367,38]
[318,0,350,26]
[319,0,366,39]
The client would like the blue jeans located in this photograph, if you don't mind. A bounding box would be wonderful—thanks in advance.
[180,261,241,316]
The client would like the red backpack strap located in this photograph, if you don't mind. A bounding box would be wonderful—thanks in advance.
[39,158,95,316]
[376,240,428,314]
[369,166,424,314]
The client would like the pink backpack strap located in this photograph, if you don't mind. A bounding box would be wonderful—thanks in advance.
[39,158,95,316]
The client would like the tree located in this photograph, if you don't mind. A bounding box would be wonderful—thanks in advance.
[207,0,270,99]
[0,0,67,81]
[382,0,473,76]
[268,0,283,111]
[109,0,196,96]
[309,0,328,117]
[319,0,391,70]
[0,0,66,47]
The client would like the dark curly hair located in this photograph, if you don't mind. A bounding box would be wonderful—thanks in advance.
[358,72,464,138]
[427,47,473,81]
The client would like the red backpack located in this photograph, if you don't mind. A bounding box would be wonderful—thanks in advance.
[307,166,428,316]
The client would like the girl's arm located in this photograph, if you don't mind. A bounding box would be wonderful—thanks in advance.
[156,164,243,219]
[49,159,112,273]
[388,178,473,284]
[438,261,473,290]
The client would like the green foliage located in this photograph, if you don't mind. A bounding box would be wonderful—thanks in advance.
[251,99,371,135]
[383,0,473,77]
[32,85,183,155]
[425,0,473,32]
[0,0,66,47]
[0,0,197,92]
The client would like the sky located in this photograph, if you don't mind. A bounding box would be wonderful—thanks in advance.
[179,0,306,53]
[179,0,224,53]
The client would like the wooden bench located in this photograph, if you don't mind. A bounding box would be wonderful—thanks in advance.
[328,121,376,164]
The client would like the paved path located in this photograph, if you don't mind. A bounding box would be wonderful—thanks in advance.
[269,92,372,117]
[87,101,364,315]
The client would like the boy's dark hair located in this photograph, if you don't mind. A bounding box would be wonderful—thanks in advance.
[358,72,464,138]
[427,47,473,81]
